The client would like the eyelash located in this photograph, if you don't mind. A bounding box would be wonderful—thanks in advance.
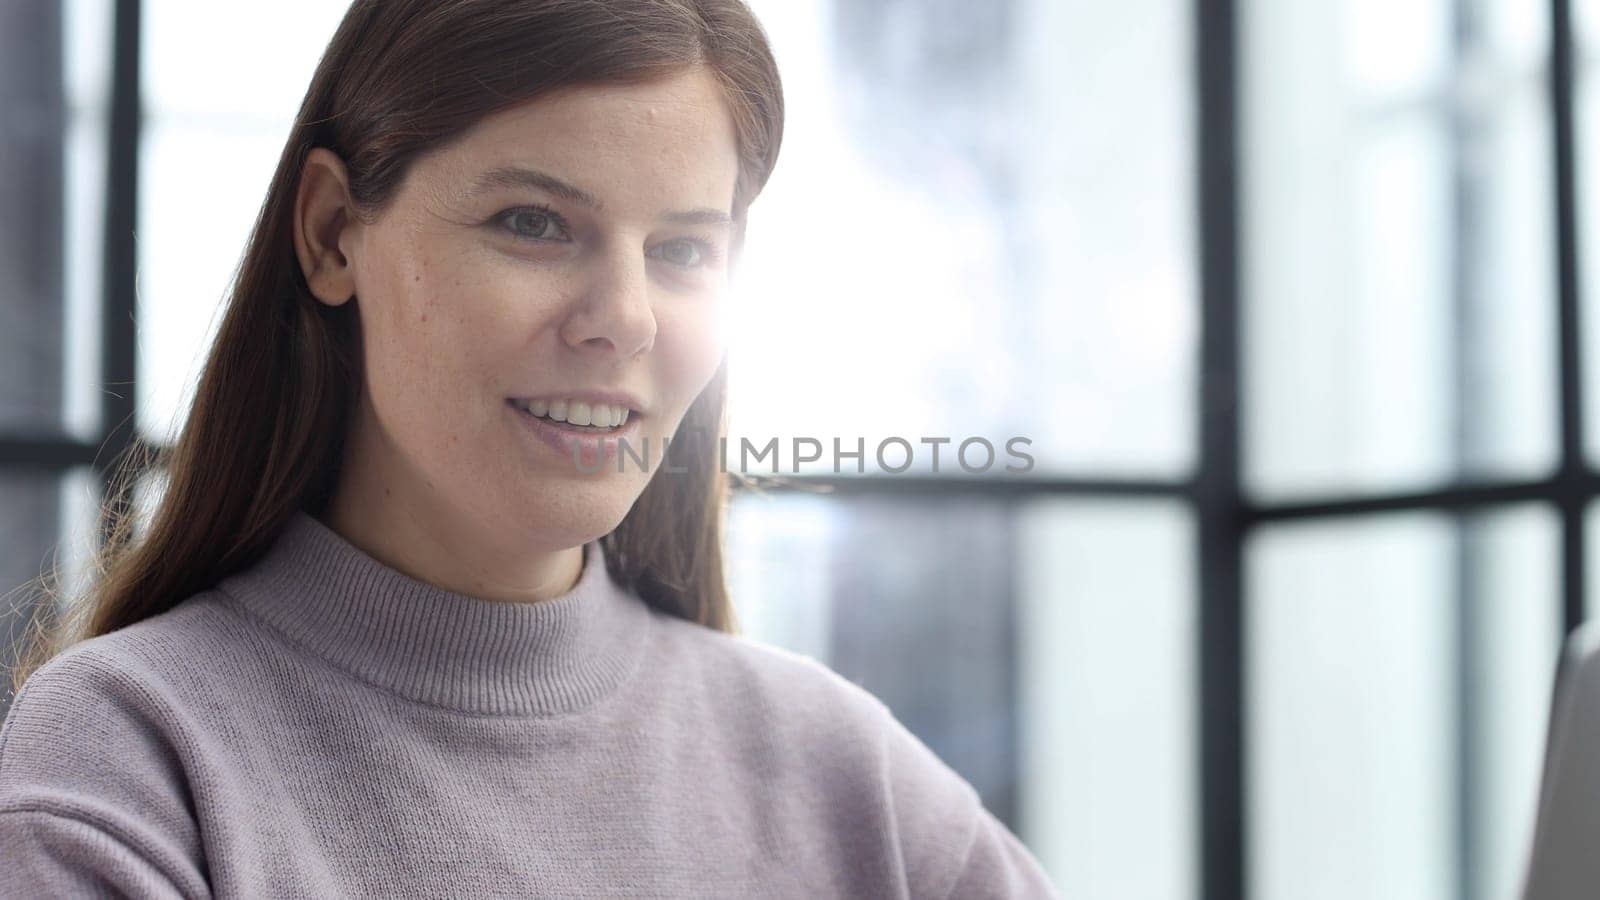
[495,204,722,269]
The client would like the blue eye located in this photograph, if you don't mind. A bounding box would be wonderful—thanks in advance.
[650,239,720,269]
[498,205,571,242]
[652,240,700,267]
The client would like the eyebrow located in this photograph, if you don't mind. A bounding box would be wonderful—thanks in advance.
[464,165,733,228]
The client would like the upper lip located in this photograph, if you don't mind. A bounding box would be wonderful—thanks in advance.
[508,390,647,414]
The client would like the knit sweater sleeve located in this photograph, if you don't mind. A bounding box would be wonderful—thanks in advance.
[0,806,199,899]
[941,806,1064,900]
[0,650,212,900]
[870,691,1062,899]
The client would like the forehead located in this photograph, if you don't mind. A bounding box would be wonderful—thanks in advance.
[427,66,740,211]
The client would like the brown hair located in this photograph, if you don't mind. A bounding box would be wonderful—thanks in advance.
[10,0,784,695]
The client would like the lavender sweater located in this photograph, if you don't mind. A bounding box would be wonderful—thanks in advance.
[0,511,1059,898]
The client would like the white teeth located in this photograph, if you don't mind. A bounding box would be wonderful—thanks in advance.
[516,397,632,429]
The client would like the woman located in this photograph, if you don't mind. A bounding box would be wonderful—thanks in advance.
[0,1,1058,897]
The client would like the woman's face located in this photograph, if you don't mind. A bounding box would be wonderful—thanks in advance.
[300,66,739,561]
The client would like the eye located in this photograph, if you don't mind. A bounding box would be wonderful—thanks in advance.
[649,238,716,269]
[497,205,571,242]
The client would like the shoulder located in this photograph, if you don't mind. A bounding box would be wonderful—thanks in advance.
[646,611,969,777]
[0,598,229,896]
[645,610,891,738]
[0,591,244,799]
[643,613,988,891]
[0,596,237,884]
[8,589,250,711]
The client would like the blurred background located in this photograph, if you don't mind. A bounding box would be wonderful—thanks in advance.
[1,0,1596,898]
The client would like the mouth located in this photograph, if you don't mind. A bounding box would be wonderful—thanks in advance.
[505,397,635,433]
[506,397,644,469]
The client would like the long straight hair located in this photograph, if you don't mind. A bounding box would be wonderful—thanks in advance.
[10,0,784,695]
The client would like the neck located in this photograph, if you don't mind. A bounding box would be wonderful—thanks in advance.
[325,470,584,605]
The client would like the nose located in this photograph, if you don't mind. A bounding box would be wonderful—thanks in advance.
[559,247,657,360]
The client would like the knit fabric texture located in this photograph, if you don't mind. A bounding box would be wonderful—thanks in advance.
[0,510,1059,898]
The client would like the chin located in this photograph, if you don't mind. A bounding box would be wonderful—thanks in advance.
[503,486,637,545]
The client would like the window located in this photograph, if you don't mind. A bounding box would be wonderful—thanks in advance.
[0,0,115,711]
[4,2,1595,899]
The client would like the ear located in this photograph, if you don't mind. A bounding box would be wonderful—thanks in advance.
[294,147,361,307]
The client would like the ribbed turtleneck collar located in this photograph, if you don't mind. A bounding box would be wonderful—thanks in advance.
[214,510,652,717]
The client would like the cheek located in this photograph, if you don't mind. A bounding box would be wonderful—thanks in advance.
[362,263,488,431]
[654,305,727,416]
